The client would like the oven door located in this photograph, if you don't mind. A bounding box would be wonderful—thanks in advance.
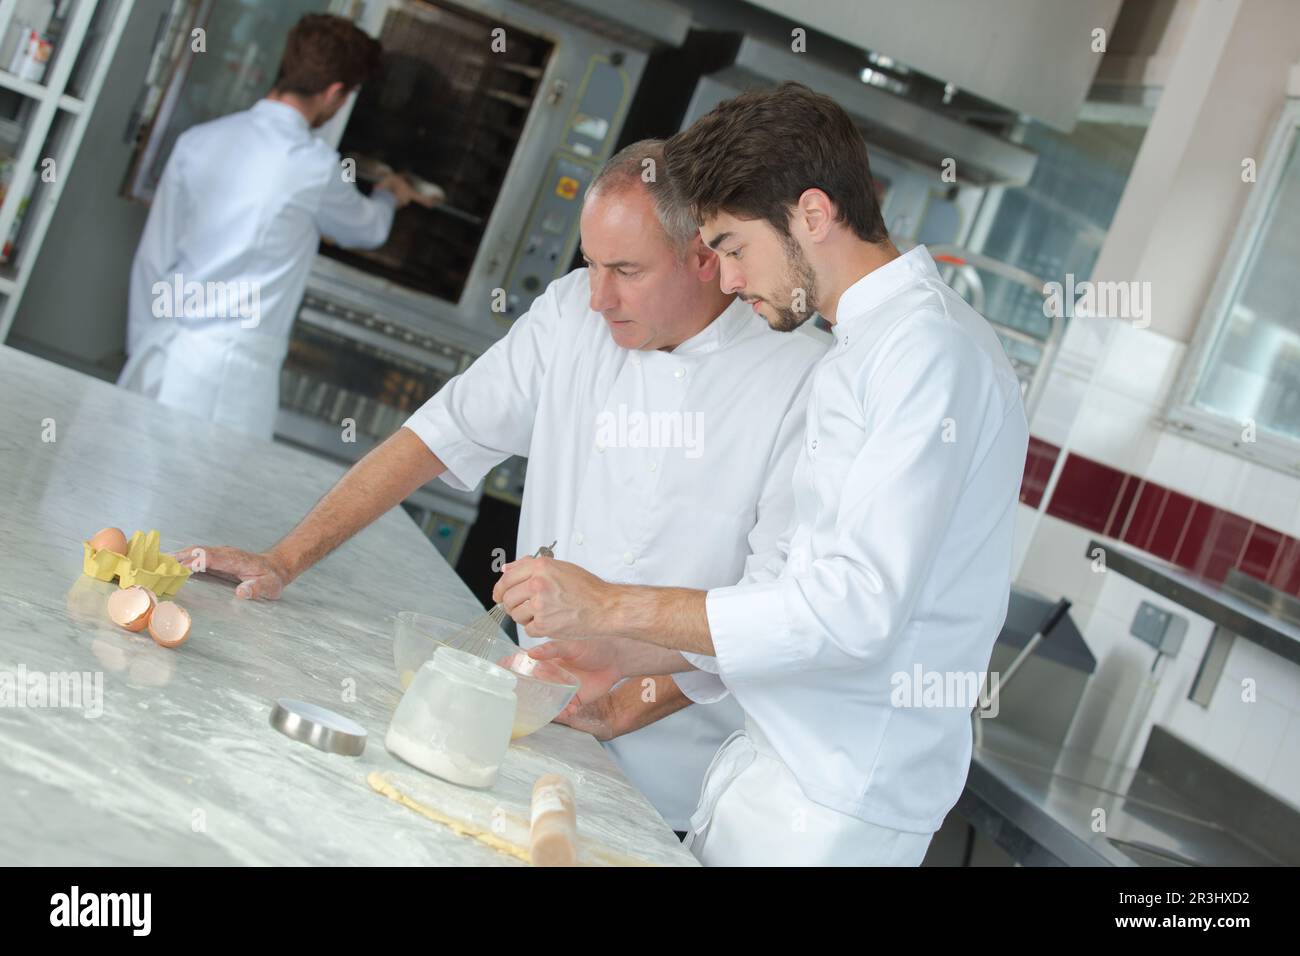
[307,0,652,344]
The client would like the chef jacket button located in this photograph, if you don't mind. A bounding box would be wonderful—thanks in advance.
[623,551,635,566]
[596,442,606,454]
[648,461,657,472]
[575,532,585,545]
[674,367,686,379]
[631,355,640,365]
[810,438,818,451]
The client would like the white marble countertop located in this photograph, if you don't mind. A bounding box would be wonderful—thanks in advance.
[0,345,696,866]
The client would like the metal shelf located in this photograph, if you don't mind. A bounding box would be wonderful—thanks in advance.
[0,66,84,108]
[0,0,136,338]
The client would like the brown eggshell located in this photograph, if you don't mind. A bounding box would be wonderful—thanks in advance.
[148,602,192,649]
[89,527,129,556]
[107,586,156,632]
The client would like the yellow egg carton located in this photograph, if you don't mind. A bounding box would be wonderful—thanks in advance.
[82,529,191,598]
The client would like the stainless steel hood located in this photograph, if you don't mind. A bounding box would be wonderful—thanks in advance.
[737,0,1123,132]
[688,36,1036,187]
[519,0,692,48]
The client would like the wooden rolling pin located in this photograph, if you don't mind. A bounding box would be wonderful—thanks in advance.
[530,773,578,867]
[367,771,654,866]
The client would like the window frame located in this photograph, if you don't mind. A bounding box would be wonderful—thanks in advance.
[1165,98,1300,475]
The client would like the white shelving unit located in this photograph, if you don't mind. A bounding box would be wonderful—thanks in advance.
[0,0,136,338]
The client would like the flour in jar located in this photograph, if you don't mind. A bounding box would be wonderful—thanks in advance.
[385,727,499,788]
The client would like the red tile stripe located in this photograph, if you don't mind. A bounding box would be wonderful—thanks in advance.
[1021,445,1298,596]
[1019,436,1061,509]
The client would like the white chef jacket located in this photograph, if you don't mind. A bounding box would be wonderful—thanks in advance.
[402,267,826,829]
[118,99,396,439]
[695,246,1029,838]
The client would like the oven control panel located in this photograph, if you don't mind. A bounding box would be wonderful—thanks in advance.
[498,155,594,319]
[496,55,631,323]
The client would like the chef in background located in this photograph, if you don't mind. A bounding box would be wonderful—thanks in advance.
[118,13,432,440]
[179,140,827,836]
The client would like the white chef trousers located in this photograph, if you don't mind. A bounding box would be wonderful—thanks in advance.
[685,719,934,866]
[118,322,287,441]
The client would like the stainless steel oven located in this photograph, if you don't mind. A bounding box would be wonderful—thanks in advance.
[309,0,689,337]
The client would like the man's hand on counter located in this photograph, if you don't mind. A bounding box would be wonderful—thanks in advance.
[174,546,295,600]
[173,429,447,601]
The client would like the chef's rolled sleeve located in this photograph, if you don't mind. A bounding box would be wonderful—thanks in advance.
[401,405,507,492]
[402,277,564,491]
[673,669,730,704]
[681,650,719,673]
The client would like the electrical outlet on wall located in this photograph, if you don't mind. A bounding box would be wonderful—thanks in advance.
[1131,601,1188,657]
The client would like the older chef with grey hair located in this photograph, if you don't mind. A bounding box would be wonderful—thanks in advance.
[180,139,827,835]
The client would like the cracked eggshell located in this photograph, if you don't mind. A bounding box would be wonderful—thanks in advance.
[107,585,157,632]
[148,602,192,649]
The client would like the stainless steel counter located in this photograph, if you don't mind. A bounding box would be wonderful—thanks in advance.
[959,722,1290,866]
[1087,538,1300,668]
[0,345,695,866]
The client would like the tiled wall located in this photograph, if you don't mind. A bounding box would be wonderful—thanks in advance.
[1021,448,1300,594]
[1010,315,1300,809]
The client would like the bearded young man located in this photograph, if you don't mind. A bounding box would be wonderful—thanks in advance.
[494,83,1029,866]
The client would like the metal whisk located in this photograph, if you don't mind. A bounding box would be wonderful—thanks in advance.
[453,542,556,660]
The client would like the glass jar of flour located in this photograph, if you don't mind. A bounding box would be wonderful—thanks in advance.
[386,646,518,788]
